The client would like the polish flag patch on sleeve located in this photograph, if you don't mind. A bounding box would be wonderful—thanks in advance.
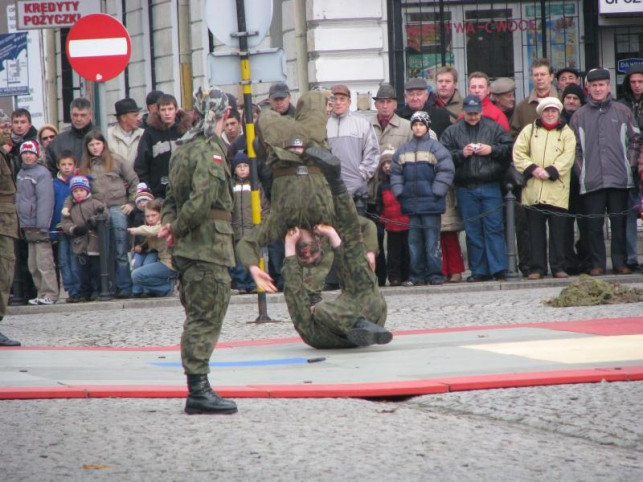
[213,155,223,164]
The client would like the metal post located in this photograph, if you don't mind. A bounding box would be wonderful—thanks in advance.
[504,186,520,280]
[96,206,113,301]
[234,0,279,323]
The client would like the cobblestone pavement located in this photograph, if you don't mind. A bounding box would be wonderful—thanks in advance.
[1,282,642,481]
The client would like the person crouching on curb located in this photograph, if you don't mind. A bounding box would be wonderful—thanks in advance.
[61,175,109,302]
[128,198,177,297]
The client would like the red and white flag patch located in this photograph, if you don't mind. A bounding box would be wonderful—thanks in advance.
[213,155,223,164]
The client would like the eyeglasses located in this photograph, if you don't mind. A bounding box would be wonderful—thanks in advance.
[41,135,56,141]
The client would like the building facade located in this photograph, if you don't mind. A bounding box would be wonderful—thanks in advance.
[0,0,640,130]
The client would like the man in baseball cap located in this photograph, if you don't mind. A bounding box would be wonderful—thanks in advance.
[267,82,294,116]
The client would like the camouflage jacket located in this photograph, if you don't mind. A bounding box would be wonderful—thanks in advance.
[161,133,235,266]
[0,146,19,238]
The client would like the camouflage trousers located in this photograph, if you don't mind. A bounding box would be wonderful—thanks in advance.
[0,234,15,319]
[174,256,231,374]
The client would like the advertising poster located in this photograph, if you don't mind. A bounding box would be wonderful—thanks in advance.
[0,32,29,97]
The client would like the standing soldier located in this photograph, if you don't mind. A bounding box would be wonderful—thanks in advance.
[0,130,21,346]
[159,86,237,415]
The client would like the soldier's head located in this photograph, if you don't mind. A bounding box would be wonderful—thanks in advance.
[295,229,324,268]
[192,85,230,138]
[284,136,306,155]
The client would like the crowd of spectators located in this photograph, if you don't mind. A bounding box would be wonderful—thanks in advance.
[1,58,642,305]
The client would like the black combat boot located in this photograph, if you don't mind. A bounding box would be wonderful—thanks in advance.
[0,331,21,347]
[346,320,393,347]
[185,374,237,415]
[305,147,347,195]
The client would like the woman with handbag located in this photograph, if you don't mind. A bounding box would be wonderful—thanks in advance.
[513,97,576,280]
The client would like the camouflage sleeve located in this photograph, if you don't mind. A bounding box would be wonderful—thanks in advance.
[359,216,378,254]
[161,182,177,226]
[170,153,227,239]
[332,191,376,296]
[282,256,313,328]
[236,217,275,269]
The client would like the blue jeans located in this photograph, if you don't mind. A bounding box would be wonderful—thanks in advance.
[408,214,443,283]
[131,261,176,296]
[229,260,256,291]
[57,235,80,297]
[132,251,159,271]
[456,183,507,276]
[109,206,132,294]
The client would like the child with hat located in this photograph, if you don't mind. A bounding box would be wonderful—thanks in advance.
[16,141,59,305]
[61,175,109,301]
[130,182,156,271]
[229,151,267,294]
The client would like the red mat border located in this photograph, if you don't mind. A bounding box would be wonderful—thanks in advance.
[1,366,641,400]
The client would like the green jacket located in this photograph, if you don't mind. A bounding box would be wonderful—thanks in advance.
[161,133,235,266]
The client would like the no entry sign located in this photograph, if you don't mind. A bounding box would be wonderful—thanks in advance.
[66,14,131,82]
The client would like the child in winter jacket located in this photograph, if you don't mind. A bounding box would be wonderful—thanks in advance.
[61,175,109,302]
[16,141,58,305]
[390,111,455,286]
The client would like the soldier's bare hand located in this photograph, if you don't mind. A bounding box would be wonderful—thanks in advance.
[249,265,278,293]
[159,224,176,247]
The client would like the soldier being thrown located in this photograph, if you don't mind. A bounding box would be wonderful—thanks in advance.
[251,148,392,348]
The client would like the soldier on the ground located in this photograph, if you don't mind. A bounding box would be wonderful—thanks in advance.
[252,147,391,348]
[159,85,237,415]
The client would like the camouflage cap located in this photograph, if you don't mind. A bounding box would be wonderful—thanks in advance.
[192,85,229,119]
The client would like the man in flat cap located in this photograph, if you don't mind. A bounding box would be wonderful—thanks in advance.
[556,67,581,92]
[395,77,451,138]
[490,77,516,123]
[569,68,643,276]
[107,98,144,169]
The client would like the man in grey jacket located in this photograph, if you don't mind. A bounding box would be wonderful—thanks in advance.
[569,68,643,276]
[327,84,380,200]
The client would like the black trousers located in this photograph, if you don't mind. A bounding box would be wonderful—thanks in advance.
[581,188,628,270]
[526,204,568,275]
[386,230,409,283]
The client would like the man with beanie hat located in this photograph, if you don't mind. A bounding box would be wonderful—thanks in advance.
[560,83,586,124]
[159,84,238,415]
[570,67,643,276]
[618,64,643,271]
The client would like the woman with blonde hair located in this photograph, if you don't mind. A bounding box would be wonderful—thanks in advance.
[37,124,58,149]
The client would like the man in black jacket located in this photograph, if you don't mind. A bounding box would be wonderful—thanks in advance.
[395,78,451,138]
[441,95,514,282]
[46,98,94,176]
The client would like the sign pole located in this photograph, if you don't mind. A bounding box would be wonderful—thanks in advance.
[234,0,277,323]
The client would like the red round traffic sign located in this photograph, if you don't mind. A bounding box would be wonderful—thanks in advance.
[66,14,131,83]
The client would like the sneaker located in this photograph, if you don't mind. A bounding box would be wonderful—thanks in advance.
[37,297,56,305]
[28,297,39,305]
[401,281,414,287]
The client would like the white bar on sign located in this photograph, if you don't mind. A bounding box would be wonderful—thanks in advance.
[68,38,128,58]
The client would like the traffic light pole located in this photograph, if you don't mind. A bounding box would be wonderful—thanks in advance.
[234,0,279,323]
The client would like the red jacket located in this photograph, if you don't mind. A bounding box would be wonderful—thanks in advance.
[377,177,409,232]
[458,95,510,132]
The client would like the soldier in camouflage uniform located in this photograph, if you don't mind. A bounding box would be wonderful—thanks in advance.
[256,147,392,348]
[0,131,21,346]
[236,91,335,269]
[159,86,237,415]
